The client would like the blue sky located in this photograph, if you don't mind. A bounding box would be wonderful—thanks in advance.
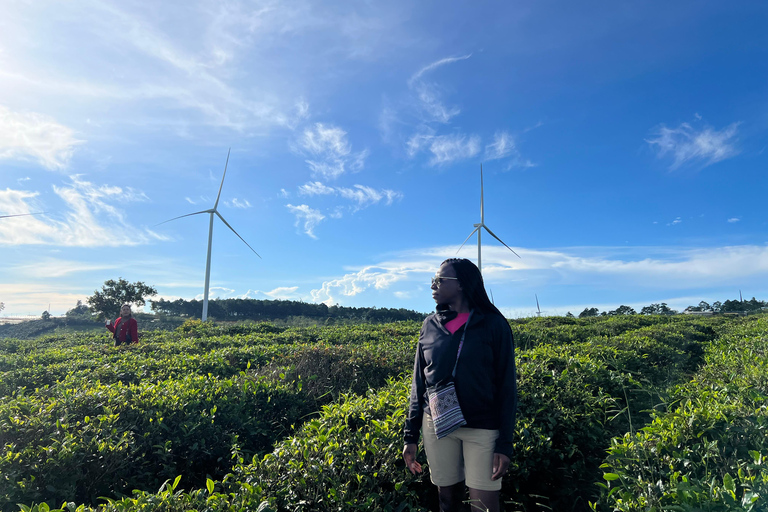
[2,0,768,318]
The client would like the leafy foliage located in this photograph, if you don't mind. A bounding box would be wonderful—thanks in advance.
[2,314,766,512]
[151,297,426,324]
[86,278,157,320]
[592,316,768,511]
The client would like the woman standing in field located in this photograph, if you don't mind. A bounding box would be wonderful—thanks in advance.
[403,258,517,512]
[106,304,139,347]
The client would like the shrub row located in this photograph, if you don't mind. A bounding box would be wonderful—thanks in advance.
[593,316,768,511]
[3,315,731,511]
[1,324,419,511]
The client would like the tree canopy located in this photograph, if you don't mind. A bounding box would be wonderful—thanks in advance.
[87,278,157,320]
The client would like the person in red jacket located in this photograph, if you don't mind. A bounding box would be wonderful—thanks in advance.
[106,304,139,346]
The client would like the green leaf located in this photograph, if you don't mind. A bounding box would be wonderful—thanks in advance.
[603,473,620,481]
[206,478,214,494]
[723,473,735,493]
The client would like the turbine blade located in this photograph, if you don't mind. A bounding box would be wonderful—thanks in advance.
[215,211,262,258]
[213,148,231,210]
[536,294,541,312]
[0,212,45,219]
[457,227,480,253]
[155,210,211,226]
[483,225,521,258]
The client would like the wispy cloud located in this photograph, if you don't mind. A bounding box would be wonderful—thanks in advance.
[646,121,740,169]
[407,132,481,165]
[409,54,472,85]
[407,55,471,124]
[0,105,84,170]
[337,185,402,209]
[309,244,768,306]
[299,181,336,196]
[727,217,740,223]
[668,217,682,226]
[12,259,120,279]
[298,181,402,210]
[298,123,368,180]
[0,178,164,246]
[225,198,252,209]
[286,203,325,238]
[428,133,481,166]
[484,131,536,168]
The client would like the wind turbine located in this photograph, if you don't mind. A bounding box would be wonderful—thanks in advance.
[0,213,45,219]
[158,149,260,321]
[457,164,520,274]
[535,294,542,317]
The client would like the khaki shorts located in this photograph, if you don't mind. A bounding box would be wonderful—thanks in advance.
[422,414,501,491]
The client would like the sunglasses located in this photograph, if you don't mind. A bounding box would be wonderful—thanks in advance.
[431,276,459,287]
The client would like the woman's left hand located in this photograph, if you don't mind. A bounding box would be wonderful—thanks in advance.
[491,453,510,480]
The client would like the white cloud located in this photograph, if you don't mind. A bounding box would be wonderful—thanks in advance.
[484,131,536,169]
[299,123,368,180]
[428,134,481,166]
[225,198,252,208]
[0,178,165,246]
[297,182,402,211]
[727,217,740,223]
[413,83,462,124]
[12,259,120,279]
[545,246,768,287]
[286,203,325,238]
[301,123,351,156]
[0,282,90,316]
[308,244,768,308]
[337,185,402,209]
[407,55,471,124]
[646,121,740,169]
[263,286,300,299]
[195,287,235,300]
[668,217,682,226]
[299,181,336,196]
[0,105,84,170]
[406,130,435,157]
[485,131,516,160]
[409,54,472,85]
[311,265,414,305]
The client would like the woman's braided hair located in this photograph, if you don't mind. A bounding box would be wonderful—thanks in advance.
[441,258,505,318]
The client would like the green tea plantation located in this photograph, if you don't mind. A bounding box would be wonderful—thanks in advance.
[1,315,766,511]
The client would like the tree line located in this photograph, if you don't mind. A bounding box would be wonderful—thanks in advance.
[149,298,426,323]
[571,297,768,318]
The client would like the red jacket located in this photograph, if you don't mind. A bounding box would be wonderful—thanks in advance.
[107,316,138,343]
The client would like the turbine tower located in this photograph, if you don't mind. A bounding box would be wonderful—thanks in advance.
[457,164,520,274]
[536,294,542,317]
[159,149,260,321]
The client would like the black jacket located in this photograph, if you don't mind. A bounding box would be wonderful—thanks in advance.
[404,308,518,458]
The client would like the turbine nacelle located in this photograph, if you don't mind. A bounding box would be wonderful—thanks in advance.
[457,164,520,274]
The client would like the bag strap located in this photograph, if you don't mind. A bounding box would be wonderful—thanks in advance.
[451,310,473,378]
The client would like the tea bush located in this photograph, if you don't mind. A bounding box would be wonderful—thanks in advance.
[0,323,419,511]
[2,315,754,512]
[593,316,768,511]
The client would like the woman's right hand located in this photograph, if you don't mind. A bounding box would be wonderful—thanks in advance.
[402,443,422,474]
